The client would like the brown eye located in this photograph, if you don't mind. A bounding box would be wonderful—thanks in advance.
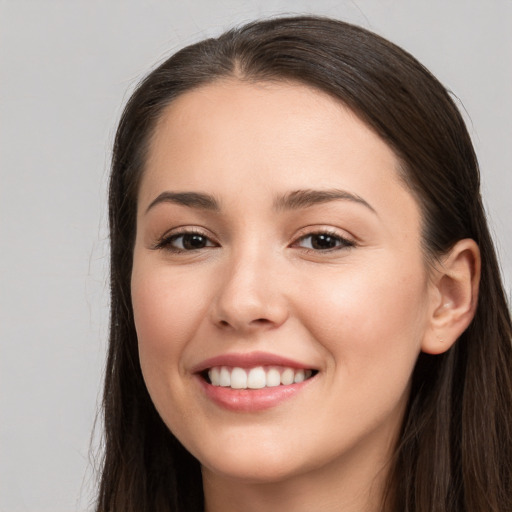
[296,232,354,251]
[163,233,216,251]
[180,234,209,250]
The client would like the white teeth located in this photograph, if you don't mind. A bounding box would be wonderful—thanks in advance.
[219,367,231,387]
[209,366,220,386]
[231,367,247,389]
[294,369,305,383]
[280,368,294,385]
[247,366,266,389]
[207,365,314,389]
[266,368,281,387]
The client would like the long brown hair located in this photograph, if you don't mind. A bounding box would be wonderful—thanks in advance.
[98,16,512,511]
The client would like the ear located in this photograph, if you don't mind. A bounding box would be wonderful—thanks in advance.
[421,239,481,355]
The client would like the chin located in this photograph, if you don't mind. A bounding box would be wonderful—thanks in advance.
[203,459,302,485]
[196,439,309,484]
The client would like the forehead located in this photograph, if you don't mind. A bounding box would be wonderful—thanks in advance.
[148,79,381,158]
[139,79,419,228]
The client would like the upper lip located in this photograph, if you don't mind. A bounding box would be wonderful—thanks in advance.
[191,351,315,374]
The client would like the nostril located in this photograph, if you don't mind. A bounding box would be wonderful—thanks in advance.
[217,318,269,328]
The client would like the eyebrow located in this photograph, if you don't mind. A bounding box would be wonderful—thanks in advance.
[145,191,220,214]
[273,189,376,213]
[145,188,376,215]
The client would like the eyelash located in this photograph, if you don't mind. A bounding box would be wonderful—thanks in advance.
[293,230,355,252]
[154,229,355,254]
[154,228,218,253]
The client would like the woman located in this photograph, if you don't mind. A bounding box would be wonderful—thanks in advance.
[98,16,512,512]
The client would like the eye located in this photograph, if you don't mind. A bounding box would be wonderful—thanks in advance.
[294,232,354,251]
[156,231,217,252]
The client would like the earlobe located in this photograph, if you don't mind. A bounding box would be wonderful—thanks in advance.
[421,239,481,355]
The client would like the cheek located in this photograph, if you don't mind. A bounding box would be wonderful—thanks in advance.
[131,266,210,384]
[300,260,429,374]
[295,263,429,442]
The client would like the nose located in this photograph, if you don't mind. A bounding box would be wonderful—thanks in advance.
[211,250,289,333]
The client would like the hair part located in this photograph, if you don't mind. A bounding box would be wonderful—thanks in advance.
[99,15,512,512]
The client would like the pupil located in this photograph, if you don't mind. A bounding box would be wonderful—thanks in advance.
[312,234,336,249]
[183,234,206,249]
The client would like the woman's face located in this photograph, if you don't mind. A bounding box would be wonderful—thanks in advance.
[131,80,434,484]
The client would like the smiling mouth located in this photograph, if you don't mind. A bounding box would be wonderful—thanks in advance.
[203,366,317,390]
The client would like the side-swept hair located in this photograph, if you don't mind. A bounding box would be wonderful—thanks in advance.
[99,16,512,512]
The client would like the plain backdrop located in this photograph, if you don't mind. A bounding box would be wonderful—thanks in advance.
[0,1,510,511]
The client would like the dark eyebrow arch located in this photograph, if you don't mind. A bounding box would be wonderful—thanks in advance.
[145,191,220,214]
[273,188,377,214]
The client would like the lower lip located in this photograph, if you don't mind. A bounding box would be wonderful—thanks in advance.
[197,375,315,412]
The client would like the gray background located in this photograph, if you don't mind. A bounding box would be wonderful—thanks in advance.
[1,1,510,511]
